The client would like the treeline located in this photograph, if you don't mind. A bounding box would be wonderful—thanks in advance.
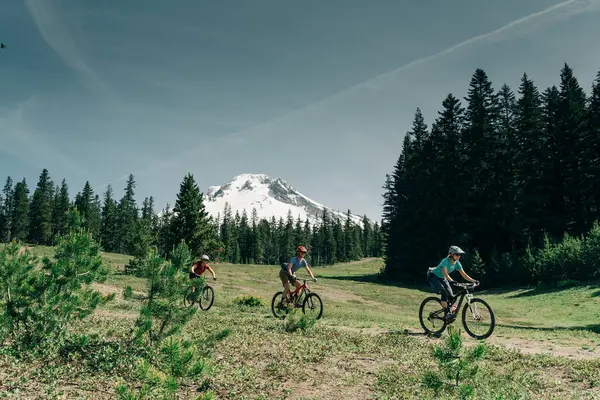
[0,170,382,266]
[382,64,600,286]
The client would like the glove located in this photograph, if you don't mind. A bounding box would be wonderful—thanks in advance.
[313,278,318,282]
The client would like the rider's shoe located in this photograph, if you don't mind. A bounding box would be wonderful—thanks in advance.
[443,312,456,322]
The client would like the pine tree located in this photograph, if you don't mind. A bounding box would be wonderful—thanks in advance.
[157,202,174,256]
[74,181,101,239]
[513,73,546,245]
[169,173,212,256]
[361,215,372,257]
[0,177,14,242]
[238,210,251,263]
[557,64,588,234]
[99,184,119,252]
[371,222,383,257]
[117,174,139,254]
[587,70,600,222]
[461,68,501,259]
[10,179,30,241]
[220,203,233,262]
[251,208,263,264]
[428,94,465,255]
[52,179,70,242]
[541,85,564,238]
[28,169,55,245]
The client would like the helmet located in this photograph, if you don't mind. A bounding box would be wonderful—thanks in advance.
[297,245,307,253]
[448,246,465,255]
[201,255,210,261]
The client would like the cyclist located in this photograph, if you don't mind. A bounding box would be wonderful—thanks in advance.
[427,246,479,321]
[189,255,216,292]
[279,245,316,304]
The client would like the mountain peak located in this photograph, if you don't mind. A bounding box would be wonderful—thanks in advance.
[203,173,363,225]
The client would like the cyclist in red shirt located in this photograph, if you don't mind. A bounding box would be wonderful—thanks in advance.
[189,255,216,292]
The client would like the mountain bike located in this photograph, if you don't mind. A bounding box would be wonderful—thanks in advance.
[419,282,495,339]
[184,276,215,311]
[271,278,323,320]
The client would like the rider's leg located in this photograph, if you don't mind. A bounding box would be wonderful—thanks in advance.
[279,271,291,300]
[293,279,303,299]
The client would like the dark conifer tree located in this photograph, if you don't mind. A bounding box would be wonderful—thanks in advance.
[52,179,70,241]
[169,173,212,256]
[28,168,54,244]
[586,70,600,222]
[0,176,14,242]
[10,178,30,241]
[557,64,588,234]
[100,184,119,252]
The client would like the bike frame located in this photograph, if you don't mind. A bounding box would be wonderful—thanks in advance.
[288,279,311,303]
[447,283,476,315]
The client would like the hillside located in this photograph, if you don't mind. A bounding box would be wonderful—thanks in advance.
[1,247,599,399]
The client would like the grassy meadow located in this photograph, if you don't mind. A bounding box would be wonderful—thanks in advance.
[1,246,600,399]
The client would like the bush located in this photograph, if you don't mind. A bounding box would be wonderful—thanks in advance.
[134,247,198,346]
[422,325,486,399]
[232,295,265,308]
[0,221,113,353]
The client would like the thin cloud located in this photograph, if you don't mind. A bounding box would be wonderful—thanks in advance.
[101,0,600,188]
[24,0,116,102]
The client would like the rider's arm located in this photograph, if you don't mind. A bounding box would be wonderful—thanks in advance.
[206,265,216,279]
[459,268,477,283]
[287,263,294,276]
[442,267,455,283]
[305,265,315,280]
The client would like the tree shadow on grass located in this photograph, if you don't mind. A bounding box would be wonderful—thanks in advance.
[497,323,600,334]
[324,274,433,293]
[506,283,600,299]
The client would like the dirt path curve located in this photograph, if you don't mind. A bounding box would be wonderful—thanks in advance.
[331,325,600,360]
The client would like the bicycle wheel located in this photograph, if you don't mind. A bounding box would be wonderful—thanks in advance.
[462,298,495,339]
[271,291,290,319]
[302,293,323,320]
[199,286,215,311]
[183,287,197,308]
[419,297,448,336]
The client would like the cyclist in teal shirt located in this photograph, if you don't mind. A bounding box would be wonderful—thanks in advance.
[427,246,479,321]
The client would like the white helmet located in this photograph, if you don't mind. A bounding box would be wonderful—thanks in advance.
[448,246,465,255]
[201,255,210,261]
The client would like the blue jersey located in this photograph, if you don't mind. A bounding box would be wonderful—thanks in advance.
[430,257,462,279]
[281,256,308,274]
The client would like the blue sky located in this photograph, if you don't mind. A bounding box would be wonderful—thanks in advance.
[1,0,600,221]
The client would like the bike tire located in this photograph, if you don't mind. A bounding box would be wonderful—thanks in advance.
[419,297,448,336]
[461,298,495,339]
[271,291,289,319]
[199,286,215,311]
[302,293,323,320]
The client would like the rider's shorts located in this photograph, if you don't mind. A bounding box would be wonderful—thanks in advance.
[427,270,453,302]
[279,270,296,285]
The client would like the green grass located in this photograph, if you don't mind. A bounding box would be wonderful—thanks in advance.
[2,248,600,399]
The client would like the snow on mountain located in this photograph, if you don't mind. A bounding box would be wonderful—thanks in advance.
[202,173,364,225]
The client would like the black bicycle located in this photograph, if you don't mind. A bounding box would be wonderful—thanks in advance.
[419,282,495,339]
[184,276,215,311]
[271,278,323,320]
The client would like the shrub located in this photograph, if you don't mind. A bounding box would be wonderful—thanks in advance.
[134,247,198,346]
[232,295,265,308]
[0,219,112,353]
[422,326,486,399]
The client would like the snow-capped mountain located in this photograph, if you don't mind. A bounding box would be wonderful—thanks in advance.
[202,173,364,225]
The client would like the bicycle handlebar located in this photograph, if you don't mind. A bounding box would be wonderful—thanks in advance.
[452,282,479,288]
